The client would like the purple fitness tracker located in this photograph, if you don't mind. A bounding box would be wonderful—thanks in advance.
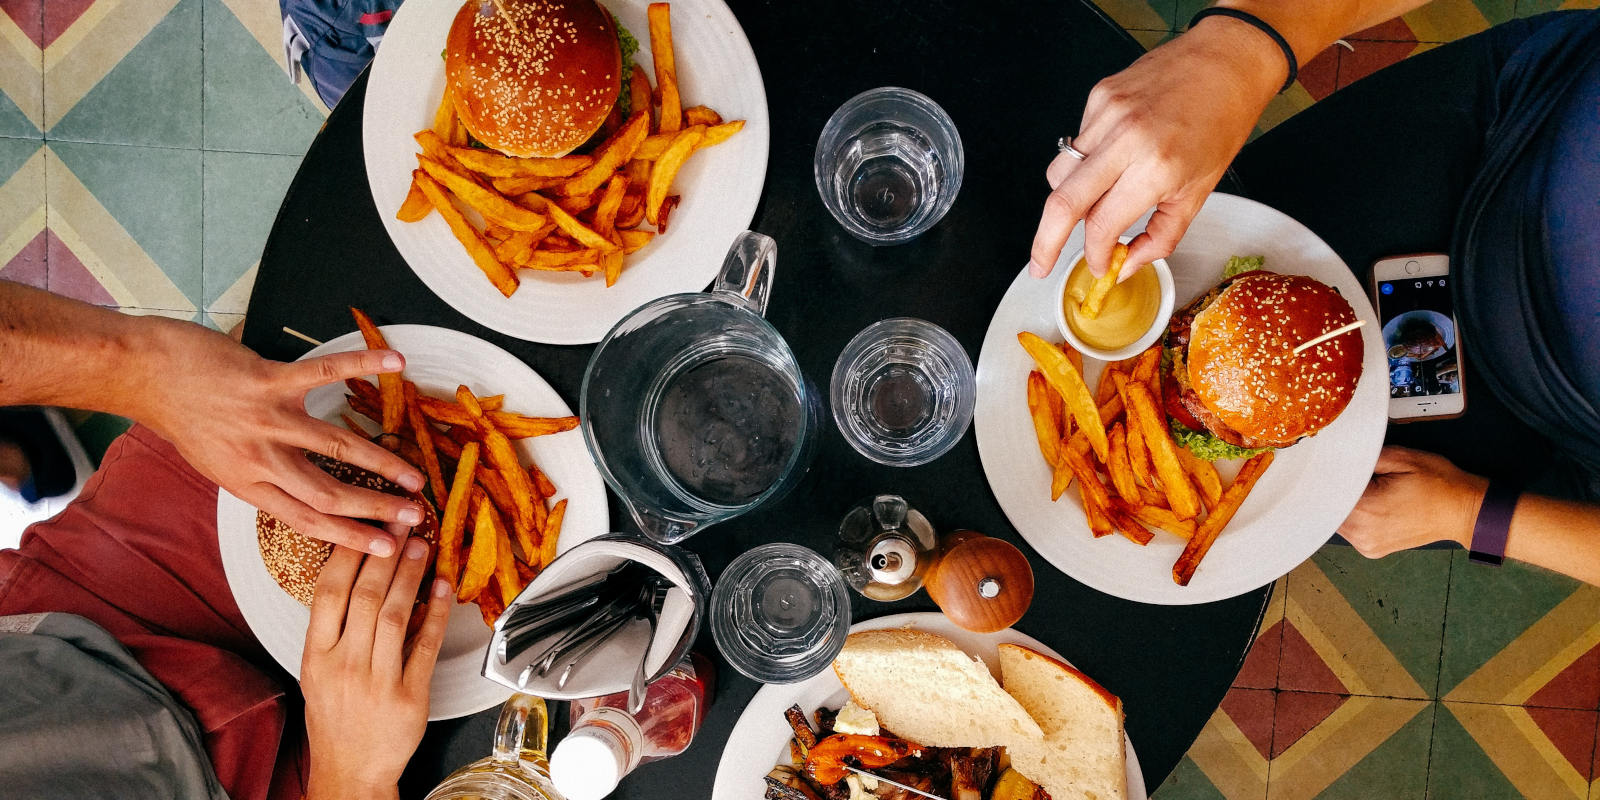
[1467,481,1520,566]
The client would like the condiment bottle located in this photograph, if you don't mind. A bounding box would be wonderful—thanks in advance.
[550,653,714,800]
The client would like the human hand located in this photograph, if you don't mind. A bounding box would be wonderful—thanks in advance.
[302,531,451,800]
[1027,18,1285,281]
[1339,446,1489,557]
[132,318,425,556]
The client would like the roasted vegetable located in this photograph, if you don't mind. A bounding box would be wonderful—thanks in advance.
[803,734,923,786]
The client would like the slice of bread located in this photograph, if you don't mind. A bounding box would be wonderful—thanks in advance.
[999,643,1127,800]
[831,629,1043,748]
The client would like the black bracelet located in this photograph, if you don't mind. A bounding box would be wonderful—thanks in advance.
[1189,7,1300,94]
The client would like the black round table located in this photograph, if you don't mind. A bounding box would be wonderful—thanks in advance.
[245,1,1272,795]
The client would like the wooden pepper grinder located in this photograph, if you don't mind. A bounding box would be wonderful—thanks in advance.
[923,530,1034,634]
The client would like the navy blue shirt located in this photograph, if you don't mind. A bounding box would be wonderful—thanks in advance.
[1545,53,1600,402]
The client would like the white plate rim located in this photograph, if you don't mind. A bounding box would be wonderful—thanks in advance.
[709,611,1147,800]
[216,324,609,720]
[974,192,1388,605]
[362,0,771,345]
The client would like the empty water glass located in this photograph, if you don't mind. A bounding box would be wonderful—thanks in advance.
[831,318,976,467]
[709,543,851,684]
[814,87,964,245]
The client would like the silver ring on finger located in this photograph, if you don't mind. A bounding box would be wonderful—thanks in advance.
[1057,136,1089,161]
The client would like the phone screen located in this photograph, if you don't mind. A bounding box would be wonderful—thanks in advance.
[1377,277,1461,399]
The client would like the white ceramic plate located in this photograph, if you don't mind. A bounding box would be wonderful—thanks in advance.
[974,192,1387,605]
[216,325,609,720]
[710,612,1147,800]
[363,0,770,344]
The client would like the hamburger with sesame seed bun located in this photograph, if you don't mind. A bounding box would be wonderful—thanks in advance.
[1162,269,1363,459]
[256,453,439,606]
[444,0,635,158]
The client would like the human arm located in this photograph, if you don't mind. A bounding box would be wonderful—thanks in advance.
[0,280,424,556]
[301,530,451,800]
[1339,446,1600,586]
[1027,0,1432,280]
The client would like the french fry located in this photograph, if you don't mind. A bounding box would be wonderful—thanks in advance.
[416,156,549,232]
[412,170,520,297]
[648,4,680,132]
[495,176,568,195]
[519,192,620,252]
[683,105,722,126]
[447,148,592,179]
[1178,446,1224,509]
[1063,344,1084,377]
[1174,451,1274,585]
[1114,498,1196,539]
[525,465,549,532]
[1078,479,1113,538]
[1104,503,1155,545]
[1078,244,1129,319]
[1106,424,1141,502]
[656,195,681,233]
[1026,371,1062,468]
[458,495,500,602]
[413,130,456,165]
[436,441,479,588]
[594,175,627,233]
[556,192,597,214]
[1129,347,1160,387]
[476,584,506,628]
[1125,414,1156,488]
[417,397,579,438]
[1098,394,1125,426]
[629,65,652,126]
[699,119,744,148]
[350,308,404,435]
[397,179,431,223]
[1018,332,1108,461]
[404,382,448,506]
[432,86,457,141]
[447,112,470,148]
[539,498,566,568]
[1050,456,1074,502]
[1117,374,1201,519]
[456,385,537,532]
[475,463,517,520]
[561,111,650,197]
[530,463,558,499]
[1095,364,1121,406]
[486,502,522,607]
[600,250,625,287]
[619,229,654,253]
[646,126,704,226]
[494,230,537,265]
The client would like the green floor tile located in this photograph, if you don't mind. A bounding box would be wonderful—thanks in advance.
[1309,701,1433,800]
[49,140,202,309]
[1439,550,1591,698]
[0,135,41,179]
[47,0,200,148]
[202,0,324,155]
[1170,0,1206,31]
[1517,0,1600,14]
[202,150,298,311]
[0,92,41,139]
[1311,545,1452,696]
[1428,703,1537,800]
[1152,755,1243,800]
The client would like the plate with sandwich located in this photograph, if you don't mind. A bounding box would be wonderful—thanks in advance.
[216,323,609,720]
[364,0,769,345]
[712,612,1145,800]
[974,192,1387,605]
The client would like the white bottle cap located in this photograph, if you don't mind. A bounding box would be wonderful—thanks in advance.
[550,727,626,800]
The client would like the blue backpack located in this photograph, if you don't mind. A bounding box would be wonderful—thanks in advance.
[281,0,406,109]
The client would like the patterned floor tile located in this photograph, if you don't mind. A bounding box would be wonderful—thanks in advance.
[1431,701,1598,799]
[44,141,199,311]
[1095,0,1173,36]
[1401,0,1513,42]
[0,0,43,136]
[1440,551,1600,708]
[1153,687,1273,800]
[202,150,297,314]
[0,136,45,288]
[1279,545,1449,699]
[1517,0,1600,15]
[1268,693,1432,800]
[202,0,325,155]
[1235,576,1286,689]
[45,0,199,148]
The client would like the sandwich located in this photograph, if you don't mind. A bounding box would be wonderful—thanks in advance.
[999,644,1127,800]
[256,453,439,605]
[1162,267,1363,461]
[444,0,640,157]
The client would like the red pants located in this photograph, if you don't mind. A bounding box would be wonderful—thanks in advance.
[0,425,308,800]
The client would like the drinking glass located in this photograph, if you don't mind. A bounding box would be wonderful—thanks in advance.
[814,87,964,245]
[425,694,560,800]
[581,232,820,545]
[830,317,976,466]
[709,543,851,684]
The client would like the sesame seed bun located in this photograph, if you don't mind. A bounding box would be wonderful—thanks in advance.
[1185,271,1363,449]
[445,0,622,158]
[255,453,439,606]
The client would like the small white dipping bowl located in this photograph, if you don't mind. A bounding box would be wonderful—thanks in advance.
[1052,236,1175,362]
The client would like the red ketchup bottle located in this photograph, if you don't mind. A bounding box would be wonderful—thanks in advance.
[549,652,713,800]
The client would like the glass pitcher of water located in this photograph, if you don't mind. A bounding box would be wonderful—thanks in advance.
[424,694,561,800]
[580,231,819,545]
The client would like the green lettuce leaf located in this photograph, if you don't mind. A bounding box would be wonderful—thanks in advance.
[1222,255,1265,278]
[613,14,640,117]
[1169,419,1271,462]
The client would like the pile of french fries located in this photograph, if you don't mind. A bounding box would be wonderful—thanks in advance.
[345,308,579,626]
[1017,331,1274,586]
[398,2,743,293]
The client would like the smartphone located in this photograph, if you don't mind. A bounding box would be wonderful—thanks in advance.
[1371,254,1466,421]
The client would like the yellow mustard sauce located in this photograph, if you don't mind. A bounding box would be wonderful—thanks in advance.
[1063,258,1160,350]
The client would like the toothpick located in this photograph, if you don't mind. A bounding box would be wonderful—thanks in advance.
[282,326,325,347]
[842,767,948,800]
[1292,320,1366,355]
